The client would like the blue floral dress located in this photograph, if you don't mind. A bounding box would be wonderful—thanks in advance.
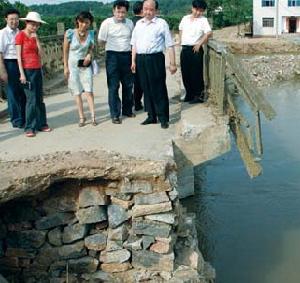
[66,29,94,96]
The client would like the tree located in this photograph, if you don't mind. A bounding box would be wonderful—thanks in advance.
[0,0,11,14]
[0,0,12,27]
[14,1,29,17]
[205,0,252,29]
[0,0,29,28]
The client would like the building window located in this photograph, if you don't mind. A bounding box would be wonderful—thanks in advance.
[262,18,274,27]
[288,0,300,6]
[262,0,275,6]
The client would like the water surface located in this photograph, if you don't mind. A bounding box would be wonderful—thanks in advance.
[183,81,300,283]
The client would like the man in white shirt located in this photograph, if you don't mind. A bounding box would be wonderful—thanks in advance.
[179,0,212,104]
[98,0,135,124]
[0,8,26,128]
[131,0,177,129]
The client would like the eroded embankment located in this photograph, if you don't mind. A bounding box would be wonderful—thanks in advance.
[0,41,232,282]
[0,150,216,283]
[0,151,171,204]
[213,25,300,88]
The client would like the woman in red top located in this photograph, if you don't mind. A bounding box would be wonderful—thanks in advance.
[15,12,51,137]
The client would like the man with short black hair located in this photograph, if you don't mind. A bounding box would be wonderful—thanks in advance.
[132,1,144,111]
[132,1,143,25]
[98,0,135,124]
[179,0,212,104]
[131,0,177,129]
[0,8,26,128]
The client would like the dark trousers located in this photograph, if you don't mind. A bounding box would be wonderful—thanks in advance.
[134,72,143,108]
[136,52,169,123]
[24,69,48,132]
[180,46,205,101]
[105,51,133,118]
[4,59,26,127]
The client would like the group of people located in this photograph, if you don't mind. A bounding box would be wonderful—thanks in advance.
[0,10,51,137]
[0,0,212,137]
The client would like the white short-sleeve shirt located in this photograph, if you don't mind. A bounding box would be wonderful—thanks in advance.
[131,17,174,54]
[98,17,133,52]
[179,15,211,46]
[0,26,19,59]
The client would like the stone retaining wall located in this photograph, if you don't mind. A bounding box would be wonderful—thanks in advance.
[0,163,215,283]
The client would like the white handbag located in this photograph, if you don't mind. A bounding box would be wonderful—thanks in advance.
[92,59,100,76]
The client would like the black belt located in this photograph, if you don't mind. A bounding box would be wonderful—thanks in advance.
[182,45,194,49]
[4,59,17,61]
[106,51,131,54]
[137,52,163,57]
[136,52,163,57]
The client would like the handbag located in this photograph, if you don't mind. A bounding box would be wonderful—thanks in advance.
[78,59,91,68]
[92,59,100,76]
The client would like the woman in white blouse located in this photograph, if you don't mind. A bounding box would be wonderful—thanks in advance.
[179,0,212,104]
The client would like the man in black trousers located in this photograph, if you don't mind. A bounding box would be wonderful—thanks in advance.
[0,8,26,128]
[131,1,144,111]
[131,0,177,129]
[98,0,135,124]
[179,0,212,104]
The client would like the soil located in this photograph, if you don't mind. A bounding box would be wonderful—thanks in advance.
[213,25,300,54]
[213,25,300,87]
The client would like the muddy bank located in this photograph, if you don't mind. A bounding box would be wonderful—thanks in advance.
[213,25,300,55]
[212,25,300,88]
[241,54,300,88]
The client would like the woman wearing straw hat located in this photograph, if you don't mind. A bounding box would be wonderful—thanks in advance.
[15,11,51,138]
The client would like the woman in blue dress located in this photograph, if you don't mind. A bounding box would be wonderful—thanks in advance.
[63,11,97,127]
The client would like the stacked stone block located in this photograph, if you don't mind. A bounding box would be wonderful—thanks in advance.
[0,175,179,282]
[0,169,215,283]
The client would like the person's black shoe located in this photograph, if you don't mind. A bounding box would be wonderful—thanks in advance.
[123,113,136,118]
[161,122,169,129]
[13,124,24,129]
[189,98,204,104]
[135,104,143,111]
[112,117,122,124]
[183,97,193,102]
[141,117,157,125]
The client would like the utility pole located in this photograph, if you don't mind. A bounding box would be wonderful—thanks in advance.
[276,0,279,38]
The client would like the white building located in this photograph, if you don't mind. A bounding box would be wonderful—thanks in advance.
[253,0,300,36]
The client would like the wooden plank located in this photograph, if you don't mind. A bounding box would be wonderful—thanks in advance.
[226,71,257,113]
[255,111,263,155]
[226,86,262,178]
[225,53,276,121]
[206,41,272,178]
[246,126,254,152]
[225,74,264,156]
[56,22,65,35]
[207,48,215,103]
[207,39,227,54]
[217,54,225,114]
[203,45,209,89]
[207,48,225,114]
